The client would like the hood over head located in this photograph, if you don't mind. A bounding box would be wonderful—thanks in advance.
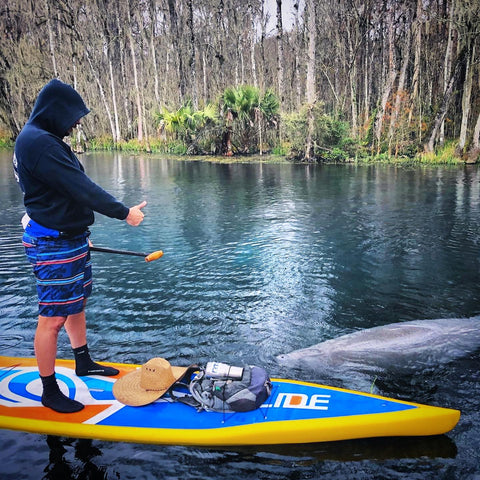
[28,79,90,138]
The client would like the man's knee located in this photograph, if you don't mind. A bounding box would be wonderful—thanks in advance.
[38,315,67,334]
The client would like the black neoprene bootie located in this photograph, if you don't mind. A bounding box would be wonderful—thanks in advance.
[73,344,119,376]
[41,373,84,413]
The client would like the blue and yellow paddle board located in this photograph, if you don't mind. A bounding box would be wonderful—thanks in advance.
[0,356,460,446]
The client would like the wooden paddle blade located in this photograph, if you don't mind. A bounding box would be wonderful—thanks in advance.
[145,250,164,262]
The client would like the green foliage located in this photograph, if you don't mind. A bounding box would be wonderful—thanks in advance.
[364,109,376,147]
[155,102,217,135]
[219,85,279,154]
[0,128,12,148]
[282,110,307,153]
[160,140,188,155]
[352,141,464,165]
[154,101,217,154]
[150,86,280,156]
[88,135,115,151]
[282,104,351,162]
[220,85,279,123]
[271,143,289,155]
[118,139,147,152]
[416,142,462,164]
[260,90,280,119]
[0,137,13,149]
[221,85,259,122]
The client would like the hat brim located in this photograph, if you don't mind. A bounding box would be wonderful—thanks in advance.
[113,365,189,407]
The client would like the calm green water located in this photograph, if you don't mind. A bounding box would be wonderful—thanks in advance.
[1,151,479,479]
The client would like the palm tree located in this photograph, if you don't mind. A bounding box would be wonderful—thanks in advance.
[220,85,279,155]
[257,89,280,155]
[155,102,217,153]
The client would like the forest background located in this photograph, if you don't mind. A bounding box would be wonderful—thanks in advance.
[0,0,479,163]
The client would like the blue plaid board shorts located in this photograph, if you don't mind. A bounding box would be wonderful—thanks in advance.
[22,224,92,317]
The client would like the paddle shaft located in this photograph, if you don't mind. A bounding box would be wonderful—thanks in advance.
[89,246,163,262]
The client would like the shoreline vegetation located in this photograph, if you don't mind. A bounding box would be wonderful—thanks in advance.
[1,2,478,166]
[1,83,476,166]
[80,138,475,165]
[0,135,471,166]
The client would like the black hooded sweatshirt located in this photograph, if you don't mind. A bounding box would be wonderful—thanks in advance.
[13,79,129,232]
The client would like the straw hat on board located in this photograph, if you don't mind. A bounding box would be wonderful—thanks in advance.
[113,357,189,406]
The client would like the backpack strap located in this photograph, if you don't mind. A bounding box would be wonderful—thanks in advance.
[167,365,204,409]
[188,370,216,411]
[169,368,221,412]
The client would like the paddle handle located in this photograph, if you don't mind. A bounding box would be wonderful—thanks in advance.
[144,250,164,262]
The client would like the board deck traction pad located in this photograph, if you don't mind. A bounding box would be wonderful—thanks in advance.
[0,356,460,446]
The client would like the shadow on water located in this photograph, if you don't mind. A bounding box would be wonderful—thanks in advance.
[44,437,108,480]
[42,434,457,480]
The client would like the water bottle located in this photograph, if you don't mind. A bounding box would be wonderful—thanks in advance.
[205,362,244,379]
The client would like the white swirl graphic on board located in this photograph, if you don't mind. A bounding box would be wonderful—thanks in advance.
[0,366,116,407]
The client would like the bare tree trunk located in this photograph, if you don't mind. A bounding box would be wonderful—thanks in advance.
[374,70,397,151]
[373,5,396,152]
[70,32,81,147]
[108,55,121,143]
[363,38,371,133]
[167,0,186,100]
[202,50,208,102]
[465,105,480,163]
[260,0,267,92]
[469,108,480,162]
[150,35,160,105]
[237,43,242,85]
[293,1,302,109]
[164,50,171,102]
[305,0,316,161]
[250,30,258,88]
[101,29,121,143]
[128,29,143,142]
[409,0,423,138]
[305,1,315,105]
[276,0,284,105]
[439,0,455,145]
[388,29,411,154]
[424,46,467,153]
[44,0,58,77]
[473,111,480,149]
[85,48,116,142]
[114,7,132,138]
[346,23,358,138]
[471,64,480,153]
[349,80,357,138]
[148,0,160,105]
[187,0,198,109]
[256,107,263,155]
[249,3,258,88]
[215,0,226,89]
[457,43,474,154]
[140,67,150,151]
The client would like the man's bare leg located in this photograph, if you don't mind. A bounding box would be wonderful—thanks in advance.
[35,315,66,376]
[35,315,84,413]
[65,303,119,377]
[64,309,87,349]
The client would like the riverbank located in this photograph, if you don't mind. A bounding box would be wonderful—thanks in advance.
[1,140,474,165]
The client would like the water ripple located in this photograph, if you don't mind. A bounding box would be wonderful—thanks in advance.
[1,154,480,478]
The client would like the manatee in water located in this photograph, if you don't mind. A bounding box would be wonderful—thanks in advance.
[277,317,480,374]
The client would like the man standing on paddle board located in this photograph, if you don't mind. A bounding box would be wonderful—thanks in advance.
[13,79,146,413]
